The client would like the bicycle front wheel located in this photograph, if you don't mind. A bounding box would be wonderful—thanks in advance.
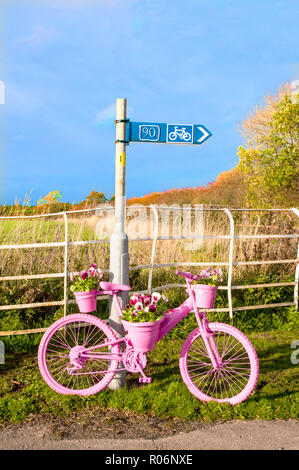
[38,314,120,396]
[179,323,259,405]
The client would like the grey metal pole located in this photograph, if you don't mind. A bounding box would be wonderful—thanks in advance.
[108,98,129,390]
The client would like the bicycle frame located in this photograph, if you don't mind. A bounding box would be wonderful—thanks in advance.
[83,280,222,369]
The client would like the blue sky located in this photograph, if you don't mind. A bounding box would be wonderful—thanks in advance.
[1,0,298,205]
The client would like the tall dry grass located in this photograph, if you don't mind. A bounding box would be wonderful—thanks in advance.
[1,206,298,276]
[0,206,297,309]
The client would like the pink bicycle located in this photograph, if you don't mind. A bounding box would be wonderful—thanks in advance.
[38,270,259,405]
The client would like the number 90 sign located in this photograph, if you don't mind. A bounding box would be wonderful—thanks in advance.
[139,124,160,142]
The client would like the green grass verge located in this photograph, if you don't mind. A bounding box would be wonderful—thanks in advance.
[0,327,298,424]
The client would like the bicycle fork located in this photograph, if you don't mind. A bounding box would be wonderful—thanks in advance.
[187,281,222,370]
[196,312,222,369]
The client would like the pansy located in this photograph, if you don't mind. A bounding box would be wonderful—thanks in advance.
[97,268,104,278]
[152,292,161,302]
[88,267,97,276]
[135,301,143,311]
[148,303,157,312]
[70,263,104,293]
[143,295,151,306]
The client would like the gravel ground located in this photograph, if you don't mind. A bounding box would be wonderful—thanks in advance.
[0,411,298,450]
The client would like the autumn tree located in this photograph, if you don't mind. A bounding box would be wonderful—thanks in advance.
[37,191,62,205]
[237,83,299,207]
[83,191,107,207]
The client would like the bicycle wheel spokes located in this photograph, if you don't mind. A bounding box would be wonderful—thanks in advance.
[180,323,259,404]
[188,332,251,400]
[39,314,120,396]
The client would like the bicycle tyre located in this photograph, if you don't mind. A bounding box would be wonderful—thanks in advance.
[179,323,259,405]
[168,132,177,141]
[38,314,120,396]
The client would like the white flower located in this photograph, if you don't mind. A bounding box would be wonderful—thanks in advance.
[97,268,103,278]
[162,294,168,303]
[144,306,149,312]
[135,301,143,311]
[152,292,161,302]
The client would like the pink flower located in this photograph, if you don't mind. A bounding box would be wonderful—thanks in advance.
[88,267,96,276]
[148,303,156,312]
[143,295,151,306]
[152,292,161,302]
[90,263,97,269]
[135,301,143,311]
[129,294,139,306]
[97,269,103,278]
[80,270,88,280]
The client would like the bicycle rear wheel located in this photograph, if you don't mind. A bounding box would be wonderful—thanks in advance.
[38,314,120,396]
[179,323,259,405]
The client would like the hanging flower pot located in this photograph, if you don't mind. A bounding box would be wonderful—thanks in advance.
[121,318,163,353]
[74,289,98,313]
[193,284,218,309]
[69,263,103,313]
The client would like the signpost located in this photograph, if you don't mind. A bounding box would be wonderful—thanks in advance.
[109,99,212,390]
[127,121,212,145]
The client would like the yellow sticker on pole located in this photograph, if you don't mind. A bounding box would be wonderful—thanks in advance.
[119,153,126,167]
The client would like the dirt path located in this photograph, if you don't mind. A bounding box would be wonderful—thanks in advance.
[0,415,298,450]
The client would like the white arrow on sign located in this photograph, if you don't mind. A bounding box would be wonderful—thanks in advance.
[197,126,209,143]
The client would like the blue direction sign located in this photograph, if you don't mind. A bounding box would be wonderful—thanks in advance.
[127,121,212,145]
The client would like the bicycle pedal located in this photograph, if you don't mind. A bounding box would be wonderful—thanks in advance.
[139,377,152,384]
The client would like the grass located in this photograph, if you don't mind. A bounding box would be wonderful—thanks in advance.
[0,324,298,424]
[0,208,298,423]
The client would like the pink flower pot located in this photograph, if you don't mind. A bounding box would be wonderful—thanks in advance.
[74,289,97,313]
[121,318,163,353]
[193,284,218,309]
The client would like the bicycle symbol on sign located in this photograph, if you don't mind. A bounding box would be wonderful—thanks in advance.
[167,125,192,142]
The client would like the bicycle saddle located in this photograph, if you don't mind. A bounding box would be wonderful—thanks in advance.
[100,282,131,293]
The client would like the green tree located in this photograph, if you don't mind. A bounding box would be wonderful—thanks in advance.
[237,84,299,207]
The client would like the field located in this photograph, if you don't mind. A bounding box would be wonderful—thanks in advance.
[0,326,298,424]
[0,207,298,423]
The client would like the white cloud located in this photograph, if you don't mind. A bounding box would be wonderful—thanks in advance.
[95,103,116,124]
[95,102,134,124]
[5,81,45,116]
[12,134,25,141]
[0,81,5,104]
[15,25,57,48]
[17,0,138,9]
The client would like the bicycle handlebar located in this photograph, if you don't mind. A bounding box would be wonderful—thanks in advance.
[175,270,201,281]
